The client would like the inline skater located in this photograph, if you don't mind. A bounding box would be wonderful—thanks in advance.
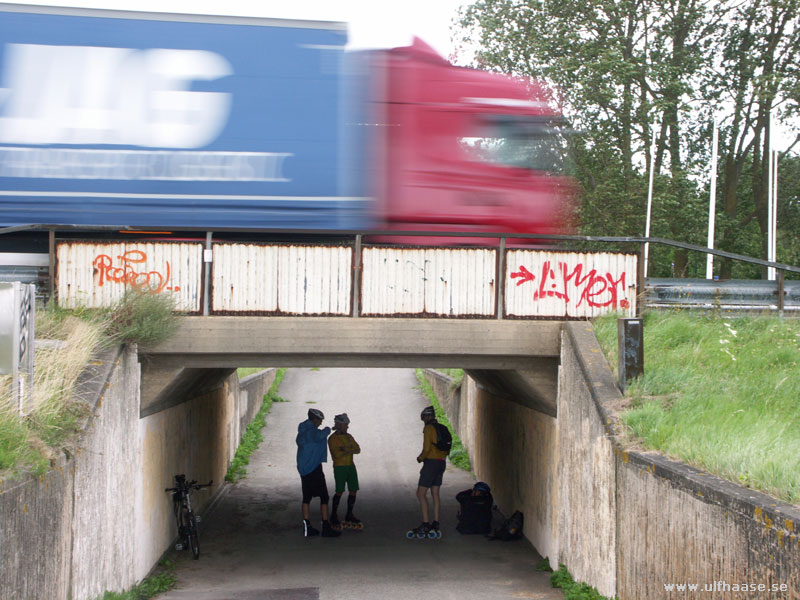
[408,405,448,539]
[328,413,362,530]
[296,408,340,538]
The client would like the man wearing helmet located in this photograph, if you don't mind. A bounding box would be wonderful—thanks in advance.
[328,413,362,529]
[296,408,340,537]
[411,405,448,537]
[455,482,494,535]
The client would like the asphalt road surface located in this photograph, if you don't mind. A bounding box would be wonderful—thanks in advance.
[157,368,563,600]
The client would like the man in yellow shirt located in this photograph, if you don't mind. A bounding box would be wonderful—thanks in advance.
[328,413,362,529]
[410,405,448,538]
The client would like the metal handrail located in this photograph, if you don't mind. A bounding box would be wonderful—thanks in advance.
[2,224,799,275]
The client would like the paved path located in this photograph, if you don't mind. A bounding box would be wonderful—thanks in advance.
[158,368,563,600]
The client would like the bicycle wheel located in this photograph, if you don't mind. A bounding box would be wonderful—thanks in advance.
[187,512,200,559]
[177,505,190,550]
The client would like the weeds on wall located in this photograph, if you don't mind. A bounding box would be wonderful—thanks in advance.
[225,369,288,483]
[414,369,471,472]
[95,558,176,600]
[536,560,616,600]
[0,291,180,479]
[102,290,181,347]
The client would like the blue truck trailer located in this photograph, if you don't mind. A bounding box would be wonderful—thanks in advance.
[0,3,370,230]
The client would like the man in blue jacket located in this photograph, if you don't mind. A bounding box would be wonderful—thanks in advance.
[296,408,340,537]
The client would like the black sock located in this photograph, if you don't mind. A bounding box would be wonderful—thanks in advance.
[346,494,356,517]
[331,494,341,520]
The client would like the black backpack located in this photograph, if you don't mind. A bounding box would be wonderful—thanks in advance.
[433,422,452,453]
[489,510,524,541]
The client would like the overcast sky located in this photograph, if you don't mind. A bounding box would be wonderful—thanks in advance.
[2,0,471,59]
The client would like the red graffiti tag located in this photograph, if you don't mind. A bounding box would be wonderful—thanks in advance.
[511,261,630,309]
[510,265,536,286]
[93,250,179,293]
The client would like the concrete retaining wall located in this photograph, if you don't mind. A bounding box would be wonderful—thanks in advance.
[135,367,278,584]
[0,460,74,600]
[0,346,140,600]
[0,349,276,600]
[238,369,280,434]
[421,368,559,566]
[425,323,800,599]
[561,322,800,599]
[557,324,617,596]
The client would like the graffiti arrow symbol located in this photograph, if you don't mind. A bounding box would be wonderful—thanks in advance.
[510,265,536,286]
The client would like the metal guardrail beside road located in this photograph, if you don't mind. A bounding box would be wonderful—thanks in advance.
[645,278,800,313]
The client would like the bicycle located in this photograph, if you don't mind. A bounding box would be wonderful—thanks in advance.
[165,474,213,559]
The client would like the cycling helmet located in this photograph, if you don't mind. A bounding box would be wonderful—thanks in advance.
[334,413,350,425]
[473,481,491,494]
[308,408,324,420]
[421,406,436,419]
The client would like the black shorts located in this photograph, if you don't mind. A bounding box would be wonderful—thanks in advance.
[300,465,329,504]
[418,459,446,488]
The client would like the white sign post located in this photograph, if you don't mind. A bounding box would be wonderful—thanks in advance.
[0,282,36,415]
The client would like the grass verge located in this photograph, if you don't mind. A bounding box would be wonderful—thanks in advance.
[95,559,176,600]
[536,560,615,600]
[593,311,800,504]
[0,291,180,479]
[414,369,471,471]
[225,369,287,483]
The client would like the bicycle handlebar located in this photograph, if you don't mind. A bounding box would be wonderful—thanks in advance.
[165,479,213,493]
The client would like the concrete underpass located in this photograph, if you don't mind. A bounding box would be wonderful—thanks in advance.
[155,367,563,600]
[6,316,797,599]
[134,316,568,598]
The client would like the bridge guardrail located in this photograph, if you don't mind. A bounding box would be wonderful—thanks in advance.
[3,226,800,316]
[53,240,639,320]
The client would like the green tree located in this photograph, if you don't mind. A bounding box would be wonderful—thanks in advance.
[456,0,800,278]
[707,0,800,278]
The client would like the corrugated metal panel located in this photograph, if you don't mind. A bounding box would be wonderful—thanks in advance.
[56,242,202,312]
[211,243,352,315]
[505,251,637,318]
[361,247,496,316]
[212,244,279,312]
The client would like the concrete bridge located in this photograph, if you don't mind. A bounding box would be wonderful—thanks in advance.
[139,316,563,418]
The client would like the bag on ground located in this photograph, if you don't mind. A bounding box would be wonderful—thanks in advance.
[488,510,523,541]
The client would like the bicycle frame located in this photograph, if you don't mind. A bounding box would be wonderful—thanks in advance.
[165,474,212,559]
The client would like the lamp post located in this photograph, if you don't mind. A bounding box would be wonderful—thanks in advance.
[706,118,719,279]
[644,130,656,278]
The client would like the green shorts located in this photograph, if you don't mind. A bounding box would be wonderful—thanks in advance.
[333,464,359,493]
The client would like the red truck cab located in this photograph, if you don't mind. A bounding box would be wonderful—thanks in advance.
[370,38,576,245]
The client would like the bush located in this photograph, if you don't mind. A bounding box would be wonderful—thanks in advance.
[103,290,180,347]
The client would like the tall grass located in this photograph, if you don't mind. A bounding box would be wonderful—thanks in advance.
[0,291,180,479]
[593,311,800,504]
[103,290,181,347]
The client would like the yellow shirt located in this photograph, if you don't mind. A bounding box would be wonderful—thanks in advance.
[418,422,449,461]
[328,432,361,467]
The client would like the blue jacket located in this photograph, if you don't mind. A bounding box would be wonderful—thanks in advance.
[296,419,331,476]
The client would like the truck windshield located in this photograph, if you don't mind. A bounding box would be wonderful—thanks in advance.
[460,115,572,175]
